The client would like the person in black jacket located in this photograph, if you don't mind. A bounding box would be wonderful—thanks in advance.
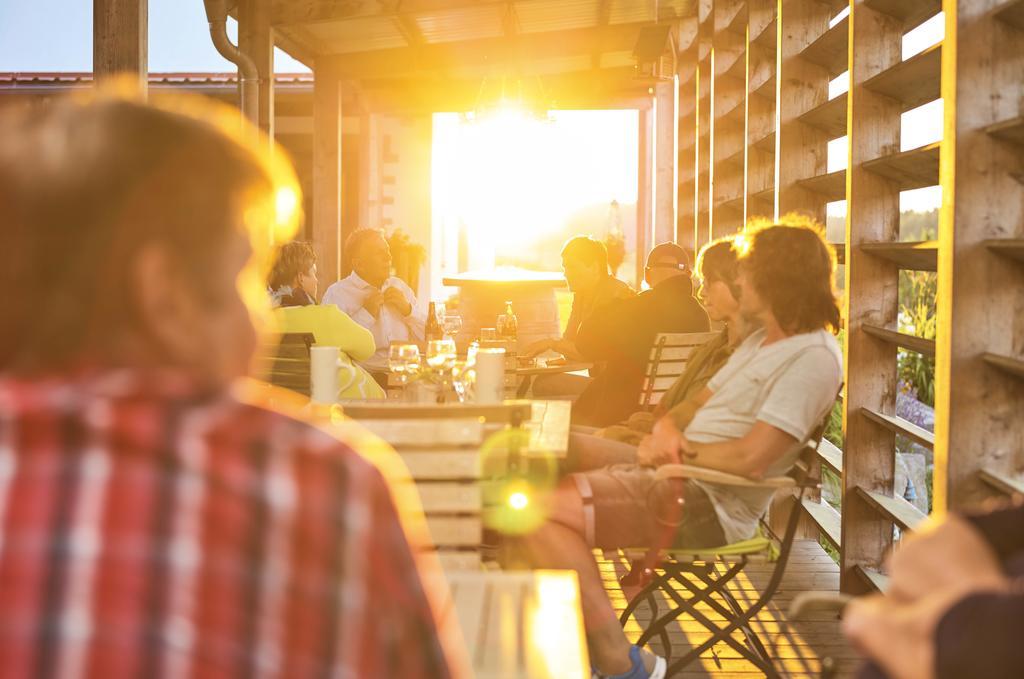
[571,242,709,427]
[843,502,1024,679]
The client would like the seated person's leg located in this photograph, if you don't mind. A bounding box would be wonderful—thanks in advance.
[522,465,725,676]
[571,423,601,435]
[530,372,590,400]
[564,432,638,473]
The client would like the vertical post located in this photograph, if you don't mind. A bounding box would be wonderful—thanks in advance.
[676,20,699,253]
[93,0,148,93]
[745,0,775,222]
[636,105,654,286]
[654,77,679,246]
[840,0,903,594]
[936,0,1024,510]
[313,63,343,290]
[775,0,829,222]
[238,0,274,139]
[695,0,714,249]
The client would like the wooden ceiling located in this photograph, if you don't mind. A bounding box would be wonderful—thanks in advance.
[269,0,698,111]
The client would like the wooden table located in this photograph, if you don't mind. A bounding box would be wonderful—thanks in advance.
[515,359,593,398]
[341,399,571,460]
[444,570,589,679]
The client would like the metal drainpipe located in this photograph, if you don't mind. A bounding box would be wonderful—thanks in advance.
[203,0,259,126]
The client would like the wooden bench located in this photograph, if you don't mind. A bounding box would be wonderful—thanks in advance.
[254,332,315,396]
[347,401,572,570]
[354,415,491,570]
[639,331,720,410]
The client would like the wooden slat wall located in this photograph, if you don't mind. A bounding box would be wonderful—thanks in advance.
[936,0,1024,510]
[672,0,1023,592]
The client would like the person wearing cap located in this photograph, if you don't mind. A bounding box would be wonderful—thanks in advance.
[570,242,710,427]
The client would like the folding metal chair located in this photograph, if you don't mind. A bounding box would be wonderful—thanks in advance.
[617,412,834,678]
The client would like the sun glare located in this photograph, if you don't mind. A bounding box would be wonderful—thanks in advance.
[432,106,638,276]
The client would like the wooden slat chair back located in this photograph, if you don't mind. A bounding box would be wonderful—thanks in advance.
[639,331,720,410]
[254,332,315,396]
[618,393,840,677]
[353,416,494,571]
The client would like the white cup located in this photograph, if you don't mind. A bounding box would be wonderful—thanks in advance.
[474,347,505,404]
[309,346,358,403]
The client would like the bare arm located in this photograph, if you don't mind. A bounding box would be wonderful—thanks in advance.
[638,416,797,479]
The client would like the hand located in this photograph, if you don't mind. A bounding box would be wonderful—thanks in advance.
[363,290,384,318]
[381,286,411,316]
[842,592,956,679]
[884,514,1006,604]
[637,417,684,467]
[522,338,554,358]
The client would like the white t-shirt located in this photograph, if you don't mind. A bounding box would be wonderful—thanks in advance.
[322,273,426,371]
[685,327,842,543]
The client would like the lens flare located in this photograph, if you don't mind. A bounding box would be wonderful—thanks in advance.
[508,491,529,510]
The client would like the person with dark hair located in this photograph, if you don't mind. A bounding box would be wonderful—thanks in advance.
[524,235,634,397]
[521,218,842,679]
[0,94,461,677]
[844,504,1024,679]
[569,242,709,427]
[268,241,384,399]
[565,237,749,470]
[322,228,426,373]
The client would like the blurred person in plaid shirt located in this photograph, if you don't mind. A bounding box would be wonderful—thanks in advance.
[0,92,465,678]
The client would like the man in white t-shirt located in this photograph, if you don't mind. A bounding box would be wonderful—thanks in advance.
[322,229,426,373]
[522,218,843,679]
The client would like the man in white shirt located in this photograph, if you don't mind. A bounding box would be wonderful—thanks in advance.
[322,229,425,372]
[521,218,843,679]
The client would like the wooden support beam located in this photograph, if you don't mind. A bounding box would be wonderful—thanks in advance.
[313,63,343,289]
[93,0,147,91]
[636,106,654,289]
[745,0,776,223]
[677,56,698,251]
[855,487,928,531]
[320,21,650,78]
[776,0,831,224]
[272,0,507,26]
[841,0,904,595]
[239,0,275,139]
[800,498,842,549]
[655,77,679,246]
[934,0,1024,511]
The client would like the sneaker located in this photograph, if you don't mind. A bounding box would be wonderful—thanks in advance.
[592,645,667,679]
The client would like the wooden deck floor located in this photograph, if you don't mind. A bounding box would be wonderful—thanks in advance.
[600,540,860,678]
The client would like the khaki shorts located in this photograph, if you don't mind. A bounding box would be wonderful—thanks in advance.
[570,464,727,550]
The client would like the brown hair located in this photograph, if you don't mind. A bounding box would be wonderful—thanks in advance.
[695,237,739,290]
[561,235,609,273]
[0,95,275,372]
[268,241,316,291]
[737,215,841,334]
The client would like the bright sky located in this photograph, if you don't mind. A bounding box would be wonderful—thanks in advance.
[0,0,309,72]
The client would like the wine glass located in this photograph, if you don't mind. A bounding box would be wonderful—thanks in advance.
[426,338,457,371]
[442,314,463,340]
[396,343,421,381]
[388,344,409,385]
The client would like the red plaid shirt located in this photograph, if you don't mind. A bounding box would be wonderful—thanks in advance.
[0,370,455,678]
